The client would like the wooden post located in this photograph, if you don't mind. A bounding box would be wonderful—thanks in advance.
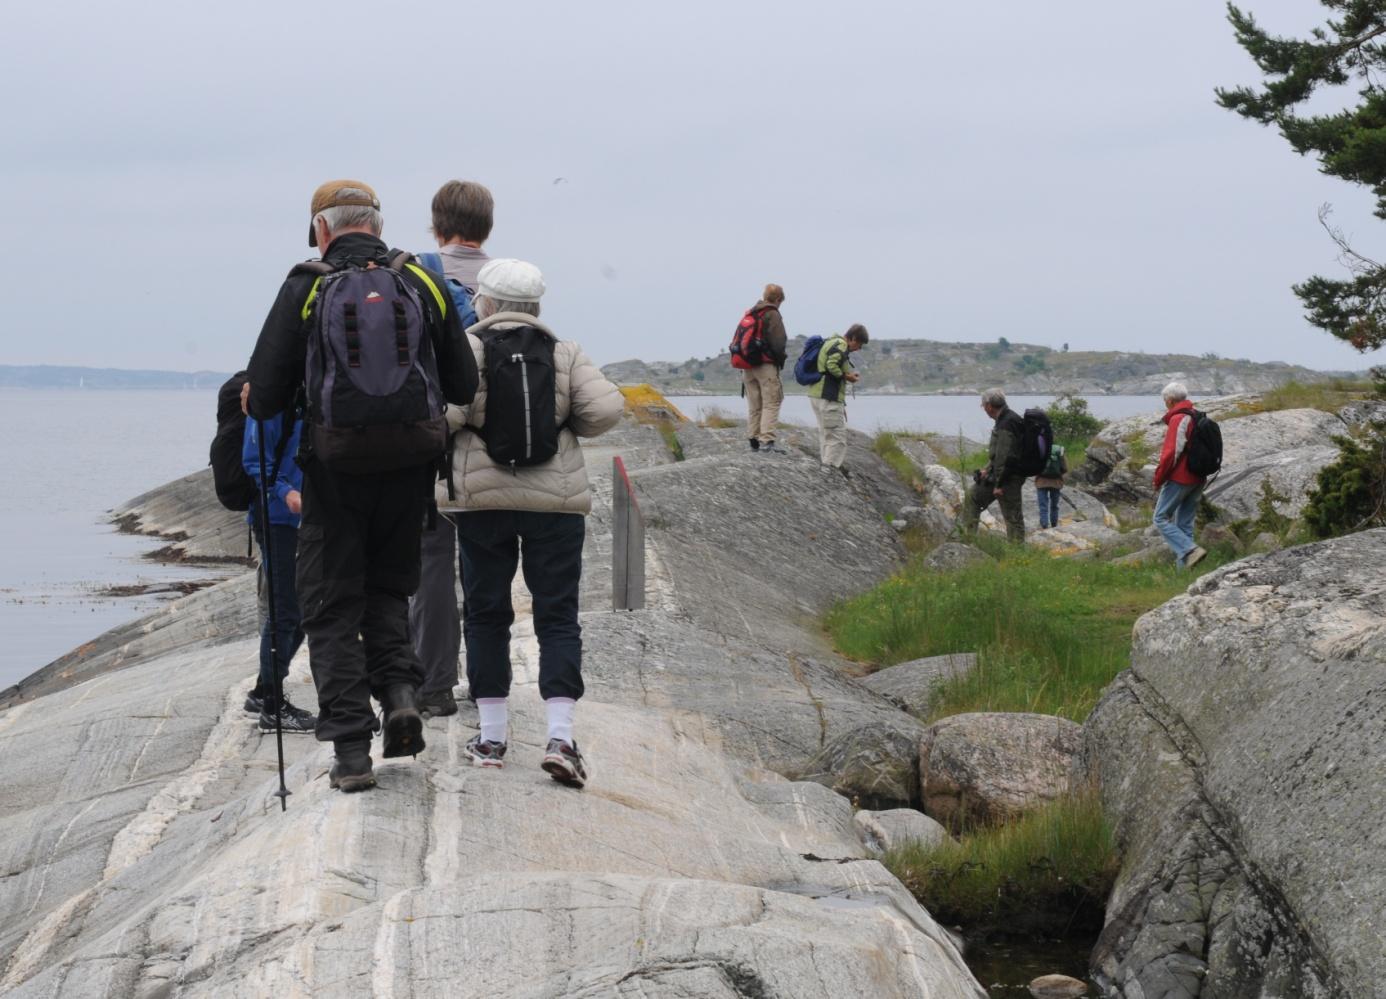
[612,455,646,611]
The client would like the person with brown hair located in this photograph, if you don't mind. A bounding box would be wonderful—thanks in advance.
[740,283,789,454]
[409,180,495,719]
[808,323,868,474]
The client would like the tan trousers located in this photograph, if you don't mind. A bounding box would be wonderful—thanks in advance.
[811,397,848,467]
[743,364,784,444]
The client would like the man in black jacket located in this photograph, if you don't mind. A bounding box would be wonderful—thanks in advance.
[959,387,1027,543]
[246,179,477,793]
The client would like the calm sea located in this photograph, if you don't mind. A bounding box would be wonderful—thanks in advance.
[0,389,1162,691]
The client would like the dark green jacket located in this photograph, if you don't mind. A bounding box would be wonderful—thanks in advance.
[809,335,852,402]
[986,407,1025,486]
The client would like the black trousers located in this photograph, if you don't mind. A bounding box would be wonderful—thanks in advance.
[456,510,586,702]
[296,461,431,744]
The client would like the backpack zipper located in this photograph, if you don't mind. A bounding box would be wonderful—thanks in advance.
[516,352,533,461]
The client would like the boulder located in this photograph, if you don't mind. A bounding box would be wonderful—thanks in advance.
[919,712,1083,829]
[1111,544,1176,567]
[1029,973,1089,997]
[1084,531,1386,997]
[924,542,992,572]
[1337,398,1386,426]
[856,653,977,716]
[1203,444,1339,522]
[854,808,950,854]
[800,723,922,810]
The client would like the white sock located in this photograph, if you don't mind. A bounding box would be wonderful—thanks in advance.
[476,697,508,744]
[545,697,576,745]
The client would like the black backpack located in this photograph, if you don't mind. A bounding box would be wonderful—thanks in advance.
[1019,408,1054,476]
[1185,409,1223,478]
[210,372,292,511]
[479,325,560,468]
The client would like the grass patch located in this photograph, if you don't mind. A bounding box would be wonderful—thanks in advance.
[699,405,739,429]
[872,431,923,490]
[1229,378,1372,417]
[883,790,1117,932]
[1122,431,1153,471]
[825,546,1222,721]
[656,422,685,461]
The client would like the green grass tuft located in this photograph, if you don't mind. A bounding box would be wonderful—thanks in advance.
[1230,379,1372,417]
[825,547,1222,721]
[883,790,1117,930]
[872,431,923,490]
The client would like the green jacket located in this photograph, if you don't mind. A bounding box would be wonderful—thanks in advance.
[809,335,852,402]
[985,407,1025,486]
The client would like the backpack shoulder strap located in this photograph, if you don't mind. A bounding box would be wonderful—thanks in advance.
[400,258,449,319]
[387,249,414,271]
[288,261,337,322]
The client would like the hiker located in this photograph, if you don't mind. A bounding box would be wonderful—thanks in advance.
[242,407,316,734]
[1034,441,1069,530]
[736,284,789,453]
[808,323,869,474]
[442,258,622,787]
[960,387,1027,543]
[409,180,494,718]
[245,179,477,793]
[1153,382,1208,568]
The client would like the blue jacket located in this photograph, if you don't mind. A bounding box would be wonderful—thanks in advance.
[242,413,304,528]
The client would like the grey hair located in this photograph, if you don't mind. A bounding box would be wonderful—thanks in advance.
[316,188,383,237]
[981,387,1007,409]
[474,295,541,321]
[1162,382,1188,404]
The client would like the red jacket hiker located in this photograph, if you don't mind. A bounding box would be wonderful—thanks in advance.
[1153,399,1206,489]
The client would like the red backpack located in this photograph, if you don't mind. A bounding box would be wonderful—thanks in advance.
[729,306,773,369]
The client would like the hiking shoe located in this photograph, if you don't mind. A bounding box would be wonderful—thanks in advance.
[380,684,425,759]
[244,691,264,716]
[420,689,458,718]
[464,733,508,769]
[541,739,589,788]
[760,442,789,455]
[258,703,316,734]
[748,438,760,451]
[1185,545,1208,569]
[329,740,376,793]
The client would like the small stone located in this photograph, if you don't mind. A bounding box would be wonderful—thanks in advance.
[1029,973,1088,997]
[853,808,949,854]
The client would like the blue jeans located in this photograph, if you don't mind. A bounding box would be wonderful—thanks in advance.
[255,522,304,704]
[456,510,586,702]
[1154,481,1204,565]
[1037,487,1061,529]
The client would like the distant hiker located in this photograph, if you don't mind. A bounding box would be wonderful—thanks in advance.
[1034,442,1068,530]
[246,179,478,793]
[730,284,789,453]
[960,387,1027,543]
[242,407,316,734]
[409,180,494,719]
[808,323,869,475]
[1153,382,1209,569]
[441,258,622,787]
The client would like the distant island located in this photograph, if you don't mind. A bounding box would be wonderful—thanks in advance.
[0,366,232,390]
[602,337,1363,396]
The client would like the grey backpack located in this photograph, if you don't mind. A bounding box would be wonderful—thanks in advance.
[294,251,447,474]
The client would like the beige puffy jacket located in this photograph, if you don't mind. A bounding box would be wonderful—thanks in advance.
[437,313,623,514]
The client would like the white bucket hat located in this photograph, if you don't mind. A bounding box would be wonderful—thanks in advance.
[476,258,546,303]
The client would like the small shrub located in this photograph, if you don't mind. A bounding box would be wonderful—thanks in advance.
[1228,478,1293,543]
[1303,423,1386,537]
[1013,354,1047,375]
[1232,379,1372,416]
[873,432,923,492]
[1123,432,1154,470]
[883,790,1117,931]
[1046,394,1105,445]
[692,370,705,382]
[699,406,738,430]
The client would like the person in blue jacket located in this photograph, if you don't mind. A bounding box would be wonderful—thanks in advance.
[243,409,316,733]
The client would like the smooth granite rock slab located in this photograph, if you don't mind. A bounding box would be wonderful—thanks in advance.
[856,653,977,717]
[1085,531,1386,996]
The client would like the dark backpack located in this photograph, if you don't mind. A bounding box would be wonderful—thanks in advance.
[793,335,825,386]
[729,306,773,370]
[479,325,560,468]
[1184,409,1223,478]
[295,252,448,475]
[415,251,479,330]
[1019,407,1054,476]
[1040,442,1066,479]
[209,371,293,511]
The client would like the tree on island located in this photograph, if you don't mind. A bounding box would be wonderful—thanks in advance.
[1218,1,1386,352]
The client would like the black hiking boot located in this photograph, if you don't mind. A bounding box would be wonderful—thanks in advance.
[420,688,458,718]
[380,684,425,759]
[329,739,376,793]
[244,689,264,715]
[748,438,760,451]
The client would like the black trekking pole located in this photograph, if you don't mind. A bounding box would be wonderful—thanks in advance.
[256,417,291,812]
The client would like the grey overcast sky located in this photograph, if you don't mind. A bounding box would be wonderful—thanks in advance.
[4,0,1383,373]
